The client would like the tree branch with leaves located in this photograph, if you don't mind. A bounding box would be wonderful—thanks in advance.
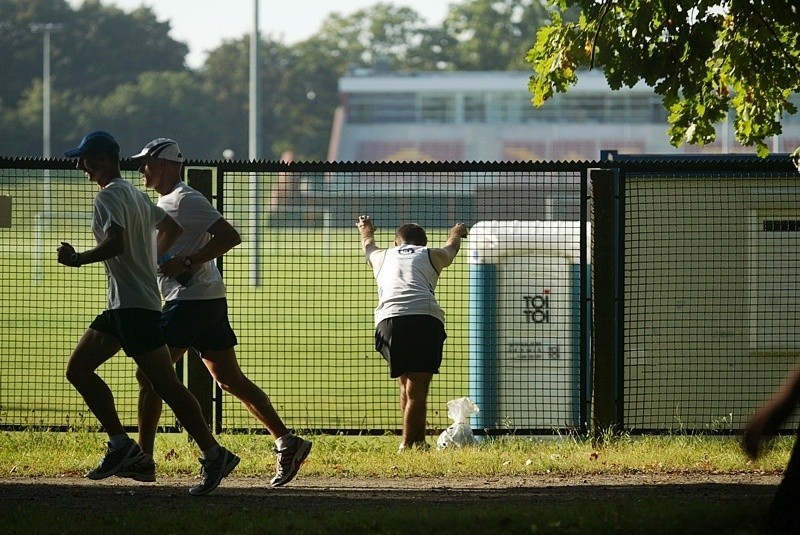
[527,1,800,156]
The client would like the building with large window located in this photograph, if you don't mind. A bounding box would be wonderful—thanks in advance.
[328,69,800,162]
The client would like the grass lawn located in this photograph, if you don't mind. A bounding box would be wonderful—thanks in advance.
[0,431,791,534]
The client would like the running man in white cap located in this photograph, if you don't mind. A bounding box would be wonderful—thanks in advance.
[125,138,311,487]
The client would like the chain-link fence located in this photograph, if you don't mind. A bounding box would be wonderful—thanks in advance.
[0,157,796,435]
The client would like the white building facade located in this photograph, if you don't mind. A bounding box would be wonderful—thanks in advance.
[329,70,800,162]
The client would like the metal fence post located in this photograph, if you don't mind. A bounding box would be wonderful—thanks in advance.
[589,168,623,440]
[182,167,216,430]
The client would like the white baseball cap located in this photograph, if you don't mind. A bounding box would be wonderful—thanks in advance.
[131,138,184,163]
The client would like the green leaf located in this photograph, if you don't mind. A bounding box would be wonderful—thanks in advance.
[526,0,800,154]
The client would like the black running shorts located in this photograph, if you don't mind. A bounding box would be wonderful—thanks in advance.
[160,298,238,353]
[374,314,446,379]
[89,308,166,358]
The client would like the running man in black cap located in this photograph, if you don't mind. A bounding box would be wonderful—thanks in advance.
[58,130,240,496]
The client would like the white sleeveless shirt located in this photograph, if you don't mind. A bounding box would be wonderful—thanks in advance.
[368,244,445,326]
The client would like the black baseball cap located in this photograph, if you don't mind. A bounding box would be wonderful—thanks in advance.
[64,130,120,158]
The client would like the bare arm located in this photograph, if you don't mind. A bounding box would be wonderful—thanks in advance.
[429,223,469,271]
[195,217,242,262]
[160,217,241,277]
[743,362,800,459]
[356,215,380,260]
[155,213,184,258]
[57,222,126,267]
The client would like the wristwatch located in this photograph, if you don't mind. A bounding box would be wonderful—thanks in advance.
[69,252,80,267]
[182,256,193,269]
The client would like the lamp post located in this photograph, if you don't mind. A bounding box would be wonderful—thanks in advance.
[248,0,262,286]
[30,22,64,223]
[249,1,261,162]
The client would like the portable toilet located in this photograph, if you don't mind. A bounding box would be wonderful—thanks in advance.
[468,221,590,431]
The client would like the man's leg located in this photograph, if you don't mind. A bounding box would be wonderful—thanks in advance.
[133,346,217,451]
[400,371,433,447]
[65,328,125,435]
[202,348,289,438]
[134,345,240,496]
[203,348,311,487]
[135,347,186,454]
[66,328,147,479]
[399,376,409,421]
[398,376,410,450]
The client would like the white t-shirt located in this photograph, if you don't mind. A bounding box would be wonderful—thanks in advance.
[157,181,227,301]
[92,178,165,311]
[368,244,445,326]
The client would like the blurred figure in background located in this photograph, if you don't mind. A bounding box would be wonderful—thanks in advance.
[741,146,800,533]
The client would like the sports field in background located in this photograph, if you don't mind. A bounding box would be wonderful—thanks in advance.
[0,173,472,431]
[7,161,798,436]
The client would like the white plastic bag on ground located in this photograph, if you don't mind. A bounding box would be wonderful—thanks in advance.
[437,397,480,450]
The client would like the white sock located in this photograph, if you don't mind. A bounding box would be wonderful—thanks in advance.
[109,434,129,450]
[202,444,221,461]
[275,433,293,450]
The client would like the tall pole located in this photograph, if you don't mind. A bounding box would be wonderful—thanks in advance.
[43,28,52,161]
[248,1,262,286]
[249,0,261,162]
[30,23,63,224]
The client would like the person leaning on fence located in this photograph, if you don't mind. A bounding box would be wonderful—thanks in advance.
[741,146,800,533]
[356,215,468,451]
[57,130,239,496]
[128,138,311,487]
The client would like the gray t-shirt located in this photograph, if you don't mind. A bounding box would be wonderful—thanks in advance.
[92,178,165,311]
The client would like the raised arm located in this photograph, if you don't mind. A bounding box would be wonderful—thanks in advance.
[190,217,241,262]
[160,217,241,278]
[356,215,379,259]
[429,223,469,272]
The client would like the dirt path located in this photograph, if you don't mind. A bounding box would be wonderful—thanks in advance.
[0,473,782,512]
